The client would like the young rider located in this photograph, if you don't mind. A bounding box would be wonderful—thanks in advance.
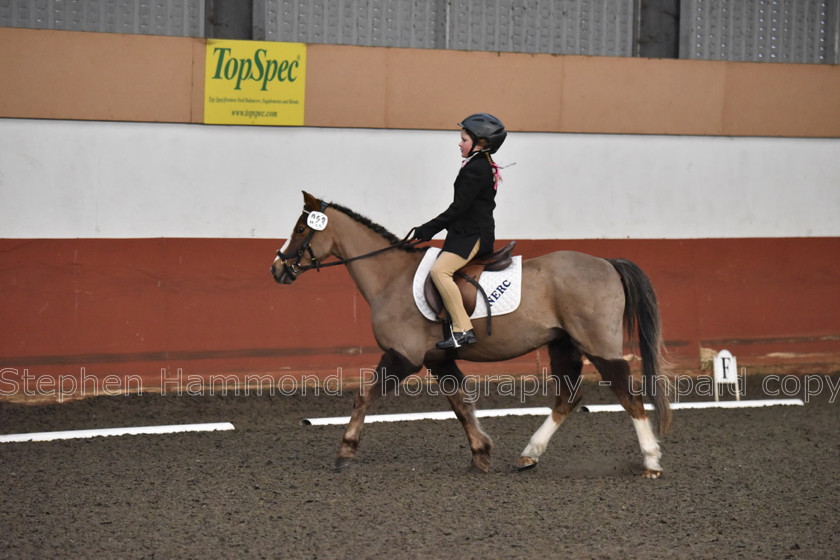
[413,113,506,349]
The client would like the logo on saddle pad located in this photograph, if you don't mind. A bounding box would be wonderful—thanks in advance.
[412,247,522,322]
[487,279,513,306]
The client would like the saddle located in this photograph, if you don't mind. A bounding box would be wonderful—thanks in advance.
[423,241,517,321]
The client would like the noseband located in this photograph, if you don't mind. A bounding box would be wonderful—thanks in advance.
[276,202,422,279]
[276,201,331,279]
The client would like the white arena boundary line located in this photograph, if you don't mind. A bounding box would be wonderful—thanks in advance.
[581,399,805,413]
[0,422,235,443]
[301,399,805,426]
[302,407,553,426]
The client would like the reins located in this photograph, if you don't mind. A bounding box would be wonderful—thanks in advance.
[298,231,424,272]
[276,202,424,275]
[276,201,496,337]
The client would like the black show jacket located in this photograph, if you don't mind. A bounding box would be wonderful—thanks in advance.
[421,152,497,259]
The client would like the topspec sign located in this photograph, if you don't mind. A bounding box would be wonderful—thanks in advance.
[204,39,306,126]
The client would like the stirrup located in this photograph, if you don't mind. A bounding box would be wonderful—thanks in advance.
[436,329,477,350]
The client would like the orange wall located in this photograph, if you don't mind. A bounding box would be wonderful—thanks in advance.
[305,48,840,137]
[1,27,839,137]
[0,28,205,123]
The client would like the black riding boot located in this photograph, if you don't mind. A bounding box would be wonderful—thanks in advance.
[436,329,477,350]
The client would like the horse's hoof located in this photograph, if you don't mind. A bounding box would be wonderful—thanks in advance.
[515,456,538,472]
[467,462,489,474]
[334,456,354,471]
[642,469,663,479]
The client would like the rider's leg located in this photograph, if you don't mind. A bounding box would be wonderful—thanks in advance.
[430,241,479,341]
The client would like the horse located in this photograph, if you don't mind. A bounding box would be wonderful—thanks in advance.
[271,191,671,478]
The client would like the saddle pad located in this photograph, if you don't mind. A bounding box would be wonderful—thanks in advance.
[413,247,522,321]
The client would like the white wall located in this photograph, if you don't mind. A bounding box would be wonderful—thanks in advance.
[1,118,838,239]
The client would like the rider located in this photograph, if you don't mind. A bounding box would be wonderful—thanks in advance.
[413,113,507,349]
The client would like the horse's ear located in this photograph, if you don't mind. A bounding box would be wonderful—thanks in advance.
[302,190,321,211]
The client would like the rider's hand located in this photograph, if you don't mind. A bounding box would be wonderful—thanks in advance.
[413,224,435,241]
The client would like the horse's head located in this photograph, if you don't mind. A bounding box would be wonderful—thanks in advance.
[271,191,335,284]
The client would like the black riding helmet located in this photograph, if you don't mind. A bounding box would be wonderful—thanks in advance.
[458,113,507,154]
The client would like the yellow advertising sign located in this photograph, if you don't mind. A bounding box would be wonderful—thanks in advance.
[204,39,306,126]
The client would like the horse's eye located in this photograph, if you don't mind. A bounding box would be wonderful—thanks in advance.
[296,227,305,234]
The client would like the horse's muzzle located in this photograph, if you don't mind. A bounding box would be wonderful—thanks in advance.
[271,260,297,285]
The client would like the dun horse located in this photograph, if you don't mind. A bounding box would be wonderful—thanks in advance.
[272,192,671,478]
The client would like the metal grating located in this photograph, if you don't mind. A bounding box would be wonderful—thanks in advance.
[4,0,836,63]
[255,0,447,48]
[680,0,840,64]
[0,0,204,37]
[255,0,636,56]
[446,0,635,56]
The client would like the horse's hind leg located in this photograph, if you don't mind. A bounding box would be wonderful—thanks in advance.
[516,337,583,471]
[431,360,494,473]
[335,348,420,470]
[588,355,662,478]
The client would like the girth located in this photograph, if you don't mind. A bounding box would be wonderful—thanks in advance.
[423,241,516,321]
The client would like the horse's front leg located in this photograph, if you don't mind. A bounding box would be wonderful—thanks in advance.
[335,348,420,470]
[432,361,494,473]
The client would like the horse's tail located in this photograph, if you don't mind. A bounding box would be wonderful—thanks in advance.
[607,258,671,436]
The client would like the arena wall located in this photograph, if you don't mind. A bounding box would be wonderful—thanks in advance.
[1,28,838,397]
[3,27,840,136]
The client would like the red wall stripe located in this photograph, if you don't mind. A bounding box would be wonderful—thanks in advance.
[2,237,838,395]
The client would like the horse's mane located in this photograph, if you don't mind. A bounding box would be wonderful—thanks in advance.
[329,202,426,253]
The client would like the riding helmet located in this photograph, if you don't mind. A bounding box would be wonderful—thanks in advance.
[458,113,507,154]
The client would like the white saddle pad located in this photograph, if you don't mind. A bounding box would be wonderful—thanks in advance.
[412,247,522,321]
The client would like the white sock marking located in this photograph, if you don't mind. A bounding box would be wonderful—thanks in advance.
[633,417,662,471]
[520,414,561,459]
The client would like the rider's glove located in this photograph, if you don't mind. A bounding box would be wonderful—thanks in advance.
[413,223,436,242]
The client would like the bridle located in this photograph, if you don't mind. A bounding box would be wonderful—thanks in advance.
[276,201,423,279]
[276,201,329,279]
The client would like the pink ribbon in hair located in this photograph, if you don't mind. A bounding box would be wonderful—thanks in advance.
[491,162,502,190]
